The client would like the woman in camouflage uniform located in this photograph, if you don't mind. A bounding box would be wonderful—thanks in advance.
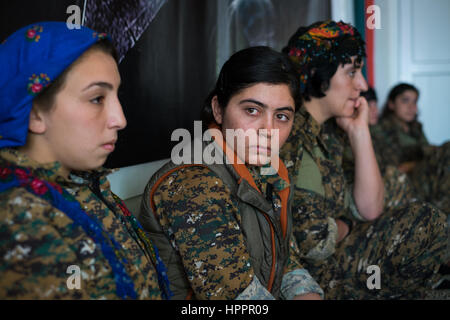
[281,20,448,299]
[372,83,450,214]
[0,22,169,299]
[139,46,324,300]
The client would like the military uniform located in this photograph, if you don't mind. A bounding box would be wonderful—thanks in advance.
[138,138,323,300]
[372,115,450,214]
[0,148,163,299]
[343,130,416,211]
[280,107,448,299]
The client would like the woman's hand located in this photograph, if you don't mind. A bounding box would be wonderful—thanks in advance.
[335,219,350,242]
[335,96,384,221]
[293,293,323,300]
[336,96,370,135]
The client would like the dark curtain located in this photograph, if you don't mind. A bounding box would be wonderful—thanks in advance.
[106,0,218,167]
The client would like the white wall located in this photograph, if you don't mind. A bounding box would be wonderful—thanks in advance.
[375,0,450,145]
[331,0,355,25]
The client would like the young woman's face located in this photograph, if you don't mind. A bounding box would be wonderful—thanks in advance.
[389,90,418,123]
[321,57,368,120]
[213,83,295,166]
[368,100,379,125]
[37,50,126,172]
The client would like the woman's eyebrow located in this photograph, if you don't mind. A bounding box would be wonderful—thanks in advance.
[239,99,294,112]
[276,106,295,113]
[239,98,266,108]
[82,81,114,91]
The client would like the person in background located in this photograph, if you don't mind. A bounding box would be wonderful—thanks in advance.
[373,83,450,214]
[281,20,448,299]
[139,46,324,300]
[361,87,379,126]
[0,22,170,299]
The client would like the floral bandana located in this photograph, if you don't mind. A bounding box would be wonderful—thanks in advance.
[0,21,112,149]
[284,20,366,92]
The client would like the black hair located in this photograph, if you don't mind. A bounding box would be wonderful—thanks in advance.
[380,83,419,119]
[33,39,118,112]
[361,87,377,102]
[282,20,366,104]
[201,46,300,124]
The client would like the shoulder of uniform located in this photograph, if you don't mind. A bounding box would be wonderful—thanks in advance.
[153,165,231,199]
[0,187,53,220]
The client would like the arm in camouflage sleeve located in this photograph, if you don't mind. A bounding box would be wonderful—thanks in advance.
[280,235,324,299]
[152,166,271,300]
[0,190,91,299]
[290,188,338,262]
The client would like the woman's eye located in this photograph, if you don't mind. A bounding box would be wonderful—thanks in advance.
[277,113,289,121]
[246,108,259,115]
[90,96,104,104]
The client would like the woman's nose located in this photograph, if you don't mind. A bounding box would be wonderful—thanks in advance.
[356,72,368,92]
[108,99,127,130]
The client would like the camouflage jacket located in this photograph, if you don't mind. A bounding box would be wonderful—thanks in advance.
[342,128,415,210]
[280,107,365,262]
[0,148,162,299]
[371,115,429,167]
[139,139,324,300]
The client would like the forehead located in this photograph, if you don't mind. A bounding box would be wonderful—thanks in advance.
[64,50,120,88]
[398,90,418,99]
[230,83,294,106]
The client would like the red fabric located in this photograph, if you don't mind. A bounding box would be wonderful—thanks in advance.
[365,0,375,87]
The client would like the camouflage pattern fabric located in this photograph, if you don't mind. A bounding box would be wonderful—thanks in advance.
[281,107,448,299]
[0,148,162,299]
[343,134,416,211]
[372,115,450,214]
[149,161,323,300]
[408,142,450,214]
[372,115,429,167]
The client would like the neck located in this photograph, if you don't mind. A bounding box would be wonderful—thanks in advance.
[18,135,70,178]
[392,115,410,133]
[304,98,331,125]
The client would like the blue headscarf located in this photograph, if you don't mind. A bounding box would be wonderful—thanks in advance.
[0,21,109,149]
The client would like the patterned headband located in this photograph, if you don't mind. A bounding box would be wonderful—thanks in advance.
[285,20,366,91]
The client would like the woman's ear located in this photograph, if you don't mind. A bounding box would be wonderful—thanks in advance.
[211,95,223,125]
[28,105,47,134]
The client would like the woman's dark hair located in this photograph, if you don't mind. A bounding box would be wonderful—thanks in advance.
[201,46,301,125]
[282,20,366,104]
[380,83,419,119]
[361,87,377,102]
[33,39,118,112]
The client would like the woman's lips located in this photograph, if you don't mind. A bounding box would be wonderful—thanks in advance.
[102,141,116,152]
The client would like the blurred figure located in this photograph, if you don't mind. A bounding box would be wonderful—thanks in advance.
[361,87,379,126]
[372,83,450,214]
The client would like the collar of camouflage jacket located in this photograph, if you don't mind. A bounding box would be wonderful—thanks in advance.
[0,148,113,187]
[383,113,423,137]
[293,107,330,155]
